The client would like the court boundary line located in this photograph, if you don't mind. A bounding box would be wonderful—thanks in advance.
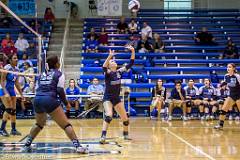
[162,127,216,160]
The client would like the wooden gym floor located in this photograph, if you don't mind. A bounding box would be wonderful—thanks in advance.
[0,118,240,160]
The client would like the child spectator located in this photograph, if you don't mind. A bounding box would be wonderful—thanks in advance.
[137,35,153,52]
[85,35,98,53]
[117,17,128,34]
[87,27,98,40]
[1,33,14,48]
[128,19,138,34]
[44,7,55,23]
[98,27,108,46]
[153,33,165,53]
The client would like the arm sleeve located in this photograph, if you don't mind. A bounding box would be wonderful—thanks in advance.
[57,74,68,106]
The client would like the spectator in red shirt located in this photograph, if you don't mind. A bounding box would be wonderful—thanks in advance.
[2,41,17,57]
[98,27,108,46]
[1,33,14,48]
[44,7,55,23]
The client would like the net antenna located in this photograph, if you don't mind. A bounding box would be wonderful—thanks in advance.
[0,1,43,74]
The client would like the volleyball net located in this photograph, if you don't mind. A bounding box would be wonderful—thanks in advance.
[0,1,46,75]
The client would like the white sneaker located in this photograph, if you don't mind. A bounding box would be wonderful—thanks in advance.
[168,116,172,121]
[229,115,233,121]
[201,116,205,121]
[205,115,210,121]
[76,146,88,154]
[235,116,240,121]
[210,115,214,120]
[183,116,188,121]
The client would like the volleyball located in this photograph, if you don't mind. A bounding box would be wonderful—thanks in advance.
[128,0,140,13]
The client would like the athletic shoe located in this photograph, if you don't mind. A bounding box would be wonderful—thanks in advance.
[123,135,132,141]
[214,124,223,130]
[183,116,188,121]
[10,130,22,136]
[23,145,32,152]
[235,116,240,121]
[200,116,205,121]
[99,136,106,144]
[210,115,214,120]
[229,115,233,121]
[76,146,88,154]
[0,129,10,137]
[168,116,172,121]
[205,115,210,121]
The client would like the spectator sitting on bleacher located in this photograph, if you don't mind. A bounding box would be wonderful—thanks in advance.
[0,13,12,28]
[22,62,35,84]
[128,19,138,34]
[27,43,37,59]
[44,7,55,23]
[18,53,33,70]
[168,81,187,121]
[150,79,166,120]
[137,35,153,53]
[84,78,104,117]
[117,16,128,34]
[141,21,152,39]
[221,40,239,59]
[98,27,108,46]
[14,33,29,59]
[65,79,80,118]
[126,35,138,49]
[87,27,99,40]
[153,33,165,53]
[1,33,14,48]
[194,27,217,45]
[85,35,98,53]
[21,80,35,117]
[2,41,17,57]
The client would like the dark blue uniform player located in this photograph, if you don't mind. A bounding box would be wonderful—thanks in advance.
[215,63,240,130]
[24,55,87,153]
[100,46,135,144]
[0,54,24,136]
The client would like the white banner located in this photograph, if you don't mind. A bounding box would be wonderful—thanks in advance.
[97,0,122,16]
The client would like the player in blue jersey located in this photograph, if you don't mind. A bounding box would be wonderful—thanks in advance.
[23,55,87,153]
[0,54,24,136]
[199,78,218,120]
[215,63,240,130]
[99,45,135,144]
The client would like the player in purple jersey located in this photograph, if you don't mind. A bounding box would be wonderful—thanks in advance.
[23,55,88,153]
[215,63,240,130]
[100,45,135,144]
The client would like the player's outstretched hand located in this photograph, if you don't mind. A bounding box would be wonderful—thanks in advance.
[125,45,135,51]
[109,49,115,57]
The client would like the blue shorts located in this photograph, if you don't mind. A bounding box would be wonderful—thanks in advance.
[6,87,16,97]
[34,96,61,114]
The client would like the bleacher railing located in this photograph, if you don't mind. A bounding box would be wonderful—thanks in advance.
[59,3,71,72]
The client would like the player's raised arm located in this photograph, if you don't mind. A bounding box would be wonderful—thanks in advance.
[103,49,115,68]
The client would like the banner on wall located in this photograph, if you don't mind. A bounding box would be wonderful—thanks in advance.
[97,0,122,16]
[8,0,36,16]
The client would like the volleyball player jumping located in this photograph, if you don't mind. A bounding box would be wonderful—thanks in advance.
[100,45,135,144]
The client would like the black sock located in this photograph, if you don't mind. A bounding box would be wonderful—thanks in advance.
[11,122,16,131]
[25,135,33,147]
[200,112,204,117]
[229,110,234,116]
[0,120,7,130]
[72,139,80,148]
[219,120,224,127]
[123,131,128,136]
[101,130,107,137]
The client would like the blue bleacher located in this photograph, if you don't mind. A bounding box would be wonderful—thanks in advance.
[81,9,240,114]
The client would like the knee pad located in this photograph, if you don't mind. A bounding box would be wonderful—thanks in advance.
[123,120,129,126]
[10,109,16,116]
[104,116,112,124]
[63,123,72,130]
[5,108,12,114]
[186,101,193,107]
[35,123,43,130]
[219,110,227,115]
[218,100,224,105]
